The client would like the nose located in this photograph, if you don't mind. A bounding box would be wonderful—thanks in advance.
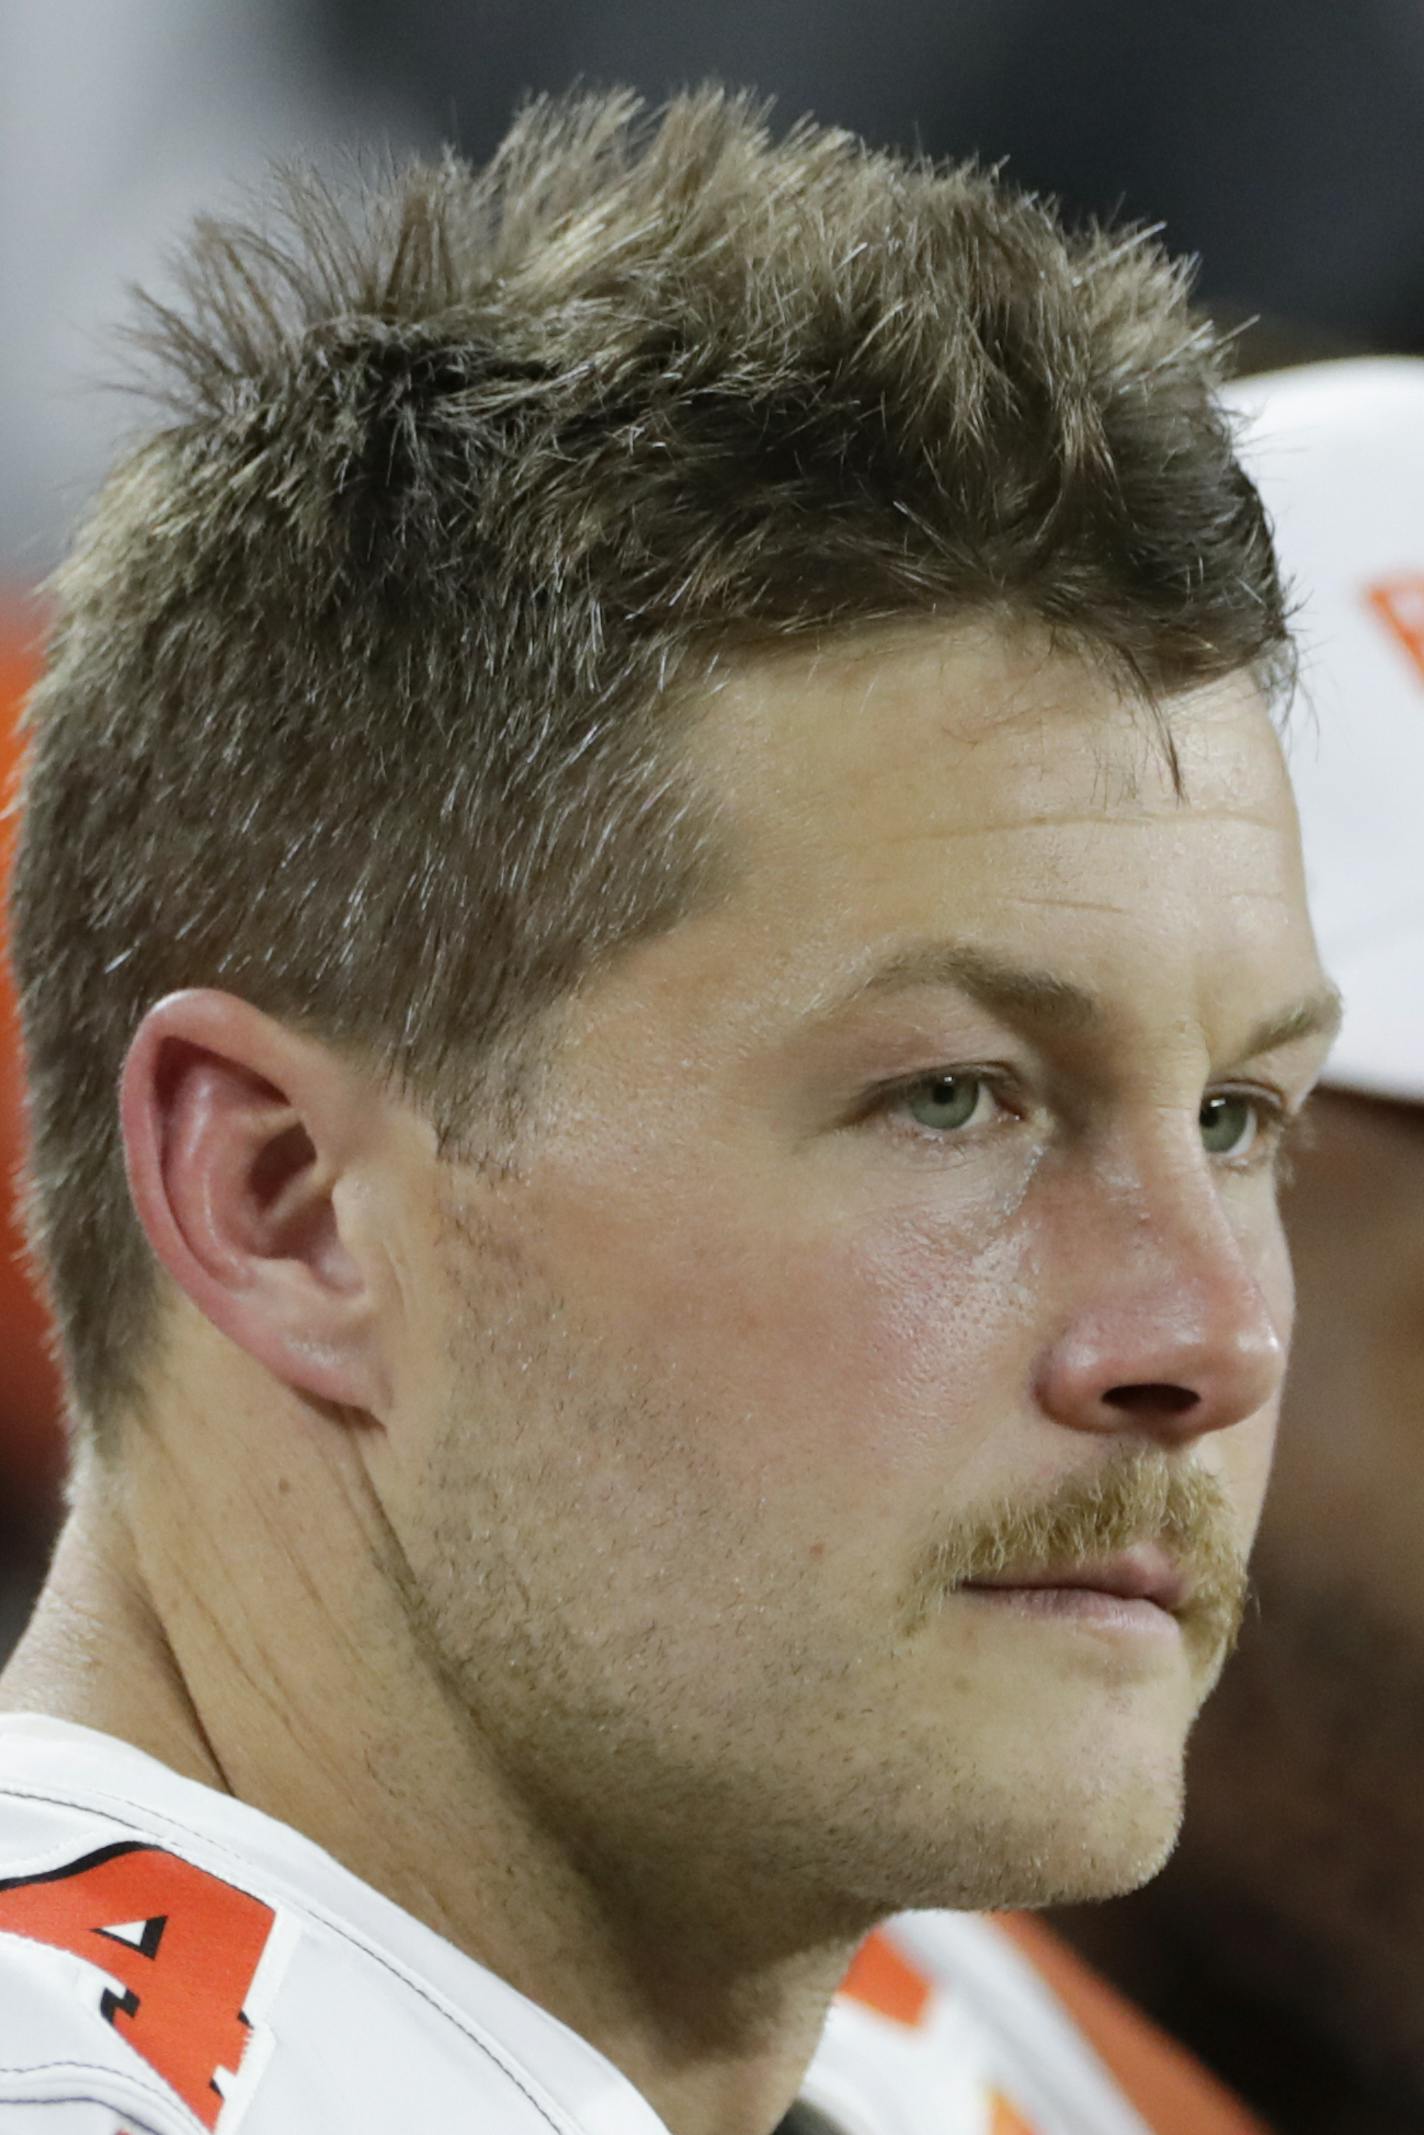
[1033,1193,1287,1447]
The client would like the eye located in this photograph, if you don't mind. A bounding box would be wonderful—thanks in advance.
[901,1071,999,1134]
[1199,1090,1267,1160]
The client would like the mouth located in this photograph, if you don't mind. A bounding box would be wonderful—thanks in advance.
[960,1545,1189,1626]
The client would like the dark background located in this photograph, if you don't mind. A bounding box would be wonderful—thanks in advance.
[321,0,1424,350]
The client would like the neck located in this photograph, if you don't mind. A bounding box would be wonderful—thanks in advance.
[1,1425,855,2135]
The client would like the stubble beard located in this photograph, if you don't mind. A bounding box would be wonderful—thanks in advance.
[398,1209,1251,1958]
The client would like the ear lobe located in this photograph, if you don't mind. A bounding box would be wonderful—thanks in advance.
[121,990,389,1412]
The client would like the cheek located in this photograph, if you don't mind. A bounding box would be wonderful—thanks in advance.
[807,1214,1040,1469]
[1226,1404,1280,1549]
[1265,1210,1295,1344]
[1210,1203,1291,1537]
[557,1173,1041,1492]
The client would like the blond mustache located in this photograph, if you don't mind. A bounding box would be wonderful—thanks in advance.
[901,1447,1250,1669]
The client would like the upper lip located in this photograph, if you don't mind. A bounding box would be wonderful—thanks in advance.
[962,1546,1189,1614]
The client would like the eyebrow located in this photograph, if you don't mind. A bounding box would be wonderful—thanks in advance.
[1238,986,1343,1060]
[832,942,1104,1035]
[812,940,1345,1059]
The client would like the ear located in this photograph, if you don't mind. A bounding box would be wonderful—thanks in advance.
[120,989,395,1413]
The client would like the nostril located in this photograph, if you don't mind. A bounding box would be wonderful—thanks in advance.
[1102,1383,1200,1418]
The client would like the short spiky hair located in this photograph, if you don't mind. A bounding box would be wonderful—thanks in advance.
[12,88,1287,1439]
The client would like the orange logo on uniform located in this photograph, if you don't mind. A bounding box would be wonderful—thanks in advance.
[1365,575,1424,685]
[0,1841,276,2130]
[988,2096,1041,2135]
[838,1928,933,2028]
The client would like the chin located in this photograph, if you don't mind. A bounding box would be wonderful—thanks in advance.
[1020,1809,1183,1910]
[861,1735,1190,1919]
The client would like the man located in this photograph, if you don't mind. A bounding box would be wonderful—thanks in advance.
[1051,356,1424,2135]
[0,92,1334,2134]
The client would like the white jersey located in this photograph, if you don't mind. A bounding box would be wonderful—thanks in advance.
[0,1717,1260,2135]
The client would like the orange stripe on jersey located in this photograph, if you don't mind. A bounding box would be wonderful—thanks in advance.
[1366,574,1424,684]
[988,2092,1039,2135]
[989,1914,1270,2135]
[839,1929,932,2029]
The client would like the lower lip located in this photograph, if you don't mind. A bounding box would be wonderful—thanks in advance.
[961,1586,1180,1636]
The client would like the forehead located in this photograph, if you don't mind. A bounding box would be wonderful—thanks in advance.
[678,618,1319,1035]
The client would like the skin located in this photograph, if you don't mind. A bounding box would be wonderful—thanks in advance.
[1053,1088,1424,2135]
[0,619,1335,2135]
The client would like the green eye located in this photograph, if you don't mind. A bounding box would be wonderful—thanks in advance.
[1199,1092,1258,1158]
[904,1072,990,1132]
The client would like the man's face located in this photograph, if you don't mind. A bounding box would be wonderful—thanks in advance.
[378,620,1330,1933]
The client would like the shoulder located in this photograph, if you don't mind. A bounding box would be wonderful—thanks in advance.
[0,1786,271,2135]
[0,1746,622,2135]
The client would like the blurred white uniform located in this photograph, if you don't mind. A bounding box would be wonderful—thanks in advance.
[0,1718,1259,2135]
[1225,358,1424,1104]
